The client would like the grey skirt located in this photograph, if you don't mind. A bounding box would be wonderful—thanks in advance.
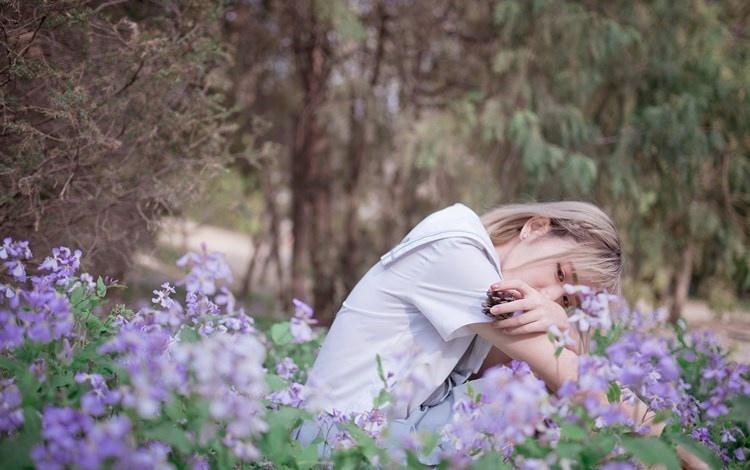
[293,378,485,466]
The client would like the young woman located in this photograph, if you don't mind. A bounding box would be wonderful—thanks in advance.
[296,201,665,459]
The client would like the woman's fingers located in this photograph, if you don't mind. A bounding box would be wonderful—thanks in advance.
[501,320,550,335]
[489,298,534,316]
[492,309,540,328]
[490,279,536,297]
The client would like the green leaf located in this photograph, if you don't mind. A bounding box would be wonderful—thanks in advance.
[405,450,425,469]
[141,423,193,454]
[0,406,40,468]
[291,441,319,470]
[621,436,680,470]
[669,433,722,470]
[96,276,106,297]
[16,370,41,409]
[70,284,85,306]
[555,442,584,459]
[373,388,391,408]
[343,423,384,462]
[376,353,387,384]
[0,356,23,374]
[265,373,287,392]
[262,423,295,466]
[560,422,587,441]
[472,451,512,469]
[49,370,76,389]
[465,382,480,402]
[164,396,186,422]
[515,437,547,458]
[419,431,440,456]
[270,322,291,346]
[582,434,616,464]
[178,326,200,343]
[729,395,750,425]
[607,381,621,404]
[272,406,311,430]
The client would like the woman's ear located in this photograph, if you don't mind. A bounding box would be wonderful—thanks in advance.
[519,216,551,241]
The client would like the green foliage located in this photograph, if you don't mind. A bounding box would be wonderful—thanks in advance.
[0,0,236,281]
[621,436,680,470]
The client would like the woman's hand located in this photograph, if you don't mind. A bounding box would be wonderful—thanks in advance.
[487,279,571,336]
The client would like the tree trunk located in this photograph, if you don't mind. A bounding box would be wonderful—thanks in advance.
[669,241,695,323]
[288,1,335,323]
[240,233,259,299]
[340,91,368,295]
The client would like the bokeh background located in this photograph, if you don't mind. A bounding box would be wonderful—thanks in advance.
[2,0,749,356]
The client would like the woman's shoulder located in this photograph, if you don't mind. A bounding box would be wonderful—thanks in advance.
[379,203,499,272]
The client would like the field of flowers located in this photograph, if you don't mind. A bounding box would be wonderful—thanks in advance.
[0,237,748,469]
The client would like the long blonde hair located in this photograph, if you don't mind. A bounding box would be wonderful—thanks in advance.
[479,201,623,295]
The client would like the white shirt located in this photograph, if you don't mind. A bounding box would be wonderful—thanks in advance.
[304,203,503,418]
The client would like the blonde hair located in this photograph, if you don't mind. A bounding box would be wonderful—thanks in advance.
[479,201,623,295]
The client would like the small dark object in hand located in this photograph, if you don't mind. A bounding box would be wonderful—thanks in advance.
[482,289,518,320]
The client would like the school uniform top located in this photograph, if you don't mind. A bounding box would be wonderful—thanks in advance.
[304,203,504,419]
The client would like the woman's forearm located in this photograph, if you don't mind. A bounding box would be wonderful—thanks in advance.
[468,323,664,436]
[469,323,578,392]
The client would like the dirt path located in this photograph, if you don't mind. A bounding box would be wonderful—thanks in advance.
[681,300,750,363]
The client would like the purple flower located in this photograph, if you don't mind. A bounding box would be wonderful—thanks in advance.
[354,407,387,439]
[292,298,314,320]
[173,332,268,458]
[290,317,314,343]
[75,373,122,417]
[0,378,24,435]
[30,358,47,383]
[440,361,551,462]
[556,380,578,399]
[268,382,307,408]
[0,309,24,350]
[176,244,233,296]
[690,426,723,457]
[57,337,74,366]
[85,415,132,463]
[189,454,210,470]
[75,273,96,293]
[151,282,176,309]
[32,407,94,469]
[33,410,171,470]
[290,298,317,344]
[593,405,631,428]
[604,332,685,414]
[547,324,576,352]
[275,357,299,380]
[37,246,82,286]
[0,238,32,283]
[0,279,74,350]
[719,427,737,444]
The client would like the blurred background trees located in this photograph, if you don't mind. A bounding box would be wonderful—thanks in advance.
[3,0,749,325]
[0,0,235,286]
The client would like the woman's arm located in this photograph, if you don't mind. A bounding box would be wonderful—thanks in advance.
[469,323,578,391]
[468,323,664,436]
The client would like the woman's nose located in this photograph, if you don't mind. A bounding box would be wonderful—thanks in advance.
[540,285,565,302]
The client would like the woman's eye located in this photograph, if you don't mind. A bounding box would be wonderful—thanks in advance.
[562,296,570,308]
[556,263,565,283]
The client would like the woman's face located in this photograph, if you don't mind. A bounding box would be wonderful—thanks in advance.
[492,217,579,309]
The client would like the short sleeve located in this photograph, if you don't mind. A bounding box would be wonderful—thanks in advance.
[408,237,502,341]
